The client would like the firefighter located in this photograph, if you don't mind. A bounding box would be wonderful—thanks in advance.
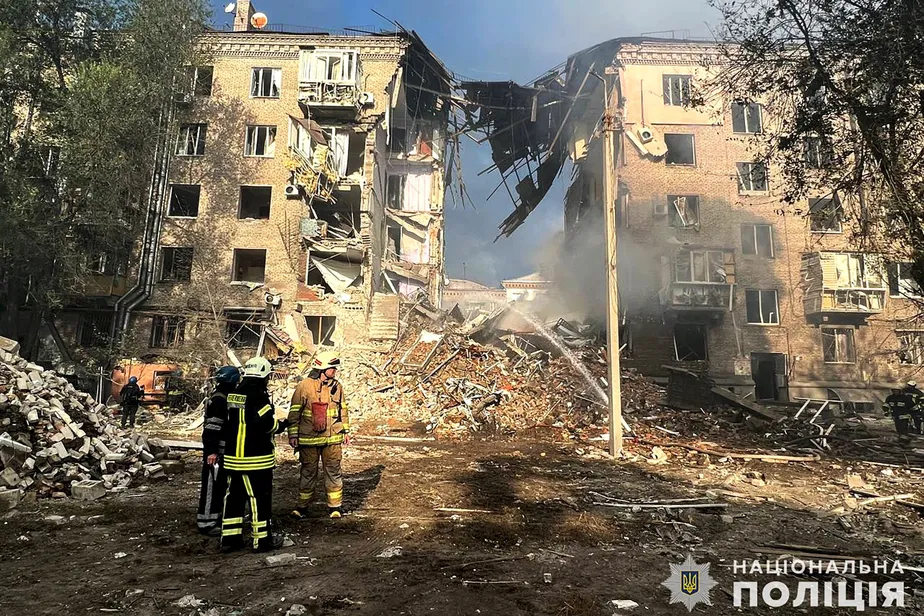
[219,357,284,553]
[884,383,918,438]
[196,366,240,536]
[288,351,350,520]
[120,376,143,428]
[907,380,924,435]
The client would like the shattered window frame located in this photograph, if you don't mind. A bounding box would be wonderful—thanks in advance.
[176,123,207,157]
[386,221,403,259]
[231,248,267,284]
[149,315,187,348]
[822,327,856,364]
[667,195,700,228]
[305,315,337,346]
[741,223,774,257]
[386,174,407,210]
[745,289,780,325]
[804,135,832,169]
[167,184,201,218]
[808,196,843,233]
[673,323,708,361]
[224,310,262,349]
[731,102,763,134]
[664,134,696,166]
[662,74,692,106]
[887,262,923,298]
[250,67,282,98]
[159,246,193,282]
[736,161,769,193]
[238,185,272,220]
[675,249,726,283]
[78,312,113,348]
[897,331,924,365]
[304,50,359,84]
[244,125,277,158]
[88,253,108,275]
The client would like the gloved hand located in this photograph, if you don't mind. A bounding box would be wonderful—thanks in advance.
[289,436,298,450]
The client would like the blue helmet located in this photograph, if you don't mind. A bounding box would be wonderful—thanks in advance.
[215,366,241,385]
[128,376,138,384]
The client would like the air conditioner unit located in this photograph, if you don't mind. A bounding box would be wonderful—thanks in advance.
[284,184,300,198]
[637,126,654,143]
[359,91,375,106]
[653,202,669,217]
[264,292,282,307]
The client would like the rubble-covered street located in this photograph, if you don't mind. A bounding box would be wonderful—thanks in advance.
[2,304,924,615]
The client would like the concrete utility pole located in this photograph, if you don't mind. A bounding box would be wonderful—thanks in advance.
[595,70,623,457]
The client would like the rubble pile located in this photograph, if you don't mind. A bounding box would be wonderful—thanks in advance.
[273,304,676,441]
[0,348,169,509]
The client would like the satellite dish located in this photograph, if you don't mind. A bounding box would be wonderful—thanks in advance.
[251,12,268,28]
[223,2,236,13]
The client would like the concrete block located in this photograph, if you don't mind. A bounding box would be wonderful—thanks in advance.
[26,409,39,423]
[0,433,31,453]
[0,335,20,355]
[53,442,69,460]
[15,378,29,392]
[159,460,185,475]
[265,553,296,567]
[71,480,106,501]
[0,467,21,488]
[28,372,43,387]
[0,488,22,510]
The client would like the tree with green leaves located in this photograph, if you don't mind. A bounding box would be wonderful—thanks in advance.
[711,0,924,292]
[0,0,209,358]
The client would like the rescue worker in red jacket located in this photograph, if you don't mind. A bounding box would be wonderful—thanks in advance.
[220,357,284,552]
[196,365,239,535]
[288,351,350,519]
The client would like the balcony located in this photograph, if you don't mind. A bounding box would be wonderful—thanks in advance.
[284,116,340,203]
[298,49,362,117]
[801,252,887,323]
[660,248,736,313]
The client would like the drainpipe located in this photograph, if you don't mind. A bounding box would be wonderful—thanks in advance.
[113,100,175,342]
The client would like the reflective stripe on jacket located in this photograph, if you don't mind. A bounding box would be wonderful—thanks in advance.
[287,377,349,446]
[222,381,278,471]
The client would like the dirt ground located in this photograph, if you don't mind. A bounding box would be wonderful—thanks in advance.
[2,433,923,616]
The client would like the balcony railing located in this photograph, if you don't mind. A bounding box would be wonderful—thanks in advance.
[662,282,732,311]
[298,50,362,110]
[810,288,886,314]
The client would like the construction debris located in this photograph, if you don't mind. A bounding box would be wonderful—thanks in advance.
[0,347,169,505]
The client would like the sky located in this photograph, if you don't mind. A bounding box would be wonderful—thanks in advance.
[210,0,717,286]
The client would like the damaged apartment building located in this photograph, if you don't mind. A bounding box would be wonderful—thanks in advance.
[464,37,924,409]
[58,1,451,370]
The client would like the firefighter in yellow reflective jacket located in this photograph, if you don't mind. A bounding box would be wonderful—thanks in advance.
[220,357,285,552]
[288,351,349,519]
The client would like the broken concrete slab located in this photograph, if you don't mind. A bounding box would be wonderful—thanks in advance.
[71,480,106,501]
[0,488,23,510]
[0,335,20,355]
[0,468,21,488]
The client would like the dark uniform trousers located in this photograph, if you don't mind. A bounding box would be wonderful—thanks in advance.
[222,468,273,550]
[197,462,227,532]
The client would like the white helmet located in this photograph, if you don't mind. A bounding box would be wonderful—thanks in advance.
[908,380,918,388]
[242,357,272,379]
[312,351,341,371]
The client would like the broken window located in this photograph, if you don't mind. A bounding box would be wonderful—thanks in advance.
[176,123,206,156]
[239,186,272,219]
[888,262,922,297]
[251,68,281,98]
[745,289,779,324]
[822,327,856,363]
[78,312,112,348]
[386,222,402,259]
[664,134,695,165]
[389,127,408,155]
[322,126,351,176]
[168,184,200,217]
[245,125,276,157]
[674,323,707,361]
[804,136,832,169]
[662,75,692,106]
[675,250,726,283]
[897,331,924,365]
[387,175,406,209]
[150,315,186,348]
[159,247,193,282]
[809,196,842,232]
[225,310,262,348]
[88,253,107,275]
[667,195,699,227]
[736,162,768,192]
[302,50,359,83]
[232,249,266,284]
[731,102,763,134]
[741,224,774,257]
[305,316,337,346]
